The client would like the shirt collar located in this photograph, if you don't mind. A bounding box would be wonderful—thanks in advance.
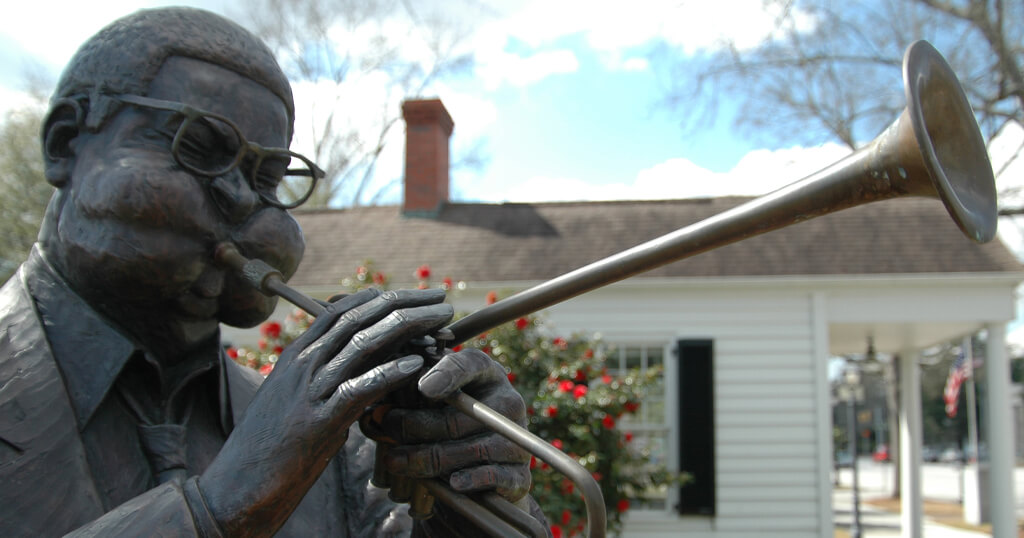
[23,246,227,431]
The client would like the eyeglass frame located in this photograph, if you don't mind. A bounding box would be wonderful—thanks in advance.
[106,93,325,209]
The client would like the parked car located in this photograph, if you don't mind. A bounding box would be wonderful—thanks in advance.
[922,446,941,462]
[872,444,890,462]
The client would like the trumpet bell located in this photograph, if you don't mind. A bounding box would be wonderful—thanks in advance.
[903,40,996,243]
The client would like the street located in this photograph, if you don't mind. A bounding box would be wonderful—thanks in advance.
[834,457,1024,517]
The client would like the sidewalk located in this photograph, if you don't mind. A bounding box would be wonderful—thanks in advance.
[833,488,991,537]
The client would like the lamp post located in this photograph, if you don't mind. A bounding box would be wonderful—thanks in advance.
[838,365,865,538]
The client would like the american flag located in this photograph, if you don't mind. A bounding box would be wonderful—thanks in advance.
[943,349,971,418]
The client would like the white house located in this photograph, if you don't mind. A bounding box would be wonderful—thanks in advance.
[235,99,1024,537]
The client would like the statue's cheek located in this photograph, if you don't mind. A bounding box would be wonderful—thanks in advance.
[71,152,219,234]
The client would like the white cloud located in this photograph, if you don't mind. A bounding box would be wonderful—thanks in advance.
[469,0,816,77]
[482,142,853,203]
[475,48,580,90]
[992,123,1024,257]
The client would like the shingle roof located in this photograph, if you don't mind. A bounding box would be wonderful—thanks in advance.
[288,197,1022,288]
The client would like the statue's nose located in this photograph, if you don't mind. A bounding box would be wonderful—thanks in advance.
[208,171,259,223]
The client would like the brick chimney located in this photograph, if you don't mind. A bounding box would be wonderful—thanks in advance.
[402,99,454,217]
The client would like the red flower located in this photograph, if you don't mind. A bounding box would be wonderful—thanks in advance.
[552,337,567,349]
[552,439,563,450]
[558,380,575,393]
[452,344,463,352]
[259,363,274,377]
[260,321,282,339]
[547,405,558,418]
[584,348,594,359]
[442,277,453,290]
[507,372,517,384]
[515,317,530,330]
[527,407,535,415]
[561,509,571,526]
[273,345,284,354]
[414,264,431,280]
[601,374,612,384]
[625,432,634,442]
[624,401,640,413]
[356,265,368,276]
[617,499,630,513]
[592,472,603,481]
[572,385,588,399]
[258,339,267,350]
[486,291,498,305]
[226,347,238,359]
[602,414,616,429]
[530,456,537,469]
[481,346,491,355]
[551,525,563,538]
[372,272,386,285]
[574,369,586,381]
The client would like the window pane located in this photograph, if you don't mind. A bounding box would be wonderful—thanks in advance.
[645,397,665,424]
[625,347,642,370]
[647,347,664,369]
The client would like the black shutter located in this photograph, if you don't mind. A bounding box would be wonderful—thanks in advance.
[676,339,715,515]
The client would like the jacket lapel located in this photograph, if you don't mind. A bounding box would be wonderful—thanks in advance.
[0,267,104,535]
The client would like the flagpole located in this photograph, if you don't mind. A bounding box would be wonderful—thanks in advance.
[963,336,979,464]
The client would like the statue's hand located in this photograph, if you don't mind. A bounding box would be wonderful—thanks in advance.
[197,288,453,536]
[373,348,531,503]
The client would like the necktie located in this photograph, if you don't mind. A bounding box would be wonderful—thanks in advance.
[116,355,202,486]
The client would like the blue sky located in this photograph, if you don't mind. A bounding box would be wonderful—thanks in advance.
[0,0,860,207]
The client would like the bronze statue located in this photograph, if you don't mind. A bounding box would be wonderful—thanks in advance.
[0,7,543,536]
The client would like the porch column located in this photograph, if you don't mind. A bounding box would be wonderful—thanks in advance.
[898,350,923,538]
[984,323,1016,537]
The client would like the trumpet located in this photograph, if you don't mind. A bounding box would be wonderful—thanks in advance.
[215,40,997,537]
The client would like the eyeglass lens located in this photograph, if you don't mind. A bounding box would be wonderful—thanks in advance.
[176,116,317,208]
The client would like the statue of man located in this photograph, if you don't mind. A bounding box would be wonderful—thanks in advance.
[0,7,542,536]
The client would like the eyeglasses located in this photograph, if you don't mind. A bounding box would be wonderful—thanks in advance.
[109,93,324,209]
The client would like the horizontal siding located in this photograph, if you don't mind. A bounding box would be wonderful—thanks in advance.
[718,485,819,502]
[718,443,815,459]
[717,426,816,444]
[715,517,819,531]
[718,501,821,517]
[717,470,818,487]
[717,397,813,413]
[717,383,814,399]
[718,457,816,473]
[542,289,824,537]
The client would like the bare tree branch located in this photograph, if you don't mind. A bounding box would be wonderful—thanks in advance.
[240,0,478,207]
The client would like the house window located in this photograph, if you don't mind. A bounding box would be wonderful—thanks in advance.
[607,343,670,510]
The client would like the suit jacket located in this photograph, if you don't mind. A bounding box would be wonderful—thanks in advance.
[0,262,404,537]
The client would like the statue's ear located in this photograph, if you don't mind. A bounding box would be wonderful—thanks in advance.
[42,98,85,188]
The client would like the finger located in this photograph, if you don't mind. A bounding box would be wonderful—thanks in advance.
[418,349,507,400]
[450,464,532,501]
[290,288,379,355]
[277,288,380,368]
[326,355,424,419]
[310,302,453,400]
[312,289,446,365]
[379,390,525,444]
[384,433,529,478]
